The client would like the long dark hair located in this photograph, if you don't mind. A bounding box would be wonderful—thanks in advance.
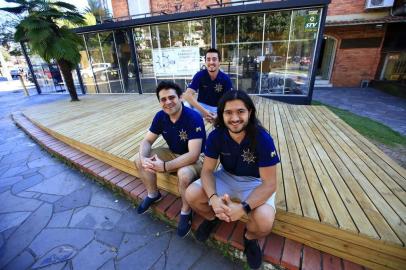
[215,90,265,151]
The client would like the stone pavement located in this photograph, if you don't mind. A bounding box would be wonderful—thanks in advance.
[313,87,406,136]
[0,89,243,269]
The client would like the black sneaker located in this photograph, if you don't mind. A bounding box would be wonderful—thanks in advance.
[195,218,220,242]
[243,228,262,269]
[177,212,193,238]
[137,192,162,214]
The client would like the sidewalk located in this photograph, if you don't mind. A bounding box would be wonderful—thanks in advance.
[0,90,242,269]
[313,87,406,136]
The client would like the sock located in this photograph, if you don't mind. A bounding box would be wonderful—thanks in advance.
[147,192,159,199]
[180,210,191,216]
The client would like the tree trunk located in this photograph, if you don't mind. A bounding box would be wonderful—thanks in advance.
[57,59,79,101]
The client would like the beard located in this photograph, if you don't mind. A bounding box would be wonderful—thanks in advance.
[226,120,248,134]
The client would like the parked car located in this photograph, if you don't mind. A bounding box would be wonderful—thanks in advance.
[81,63,119,81]
[10,69,20,80]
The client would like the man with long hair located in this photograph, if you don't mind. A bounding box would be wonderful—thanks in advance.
[186,90,279,269]
[183,48,233,123]
[135,81,206,238]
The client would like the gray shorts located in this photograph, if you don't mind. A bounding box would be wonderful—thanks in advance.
[194,169,276,212]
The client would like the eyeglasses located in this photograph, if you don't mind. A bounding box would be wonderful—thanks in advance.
[159,95,177,103]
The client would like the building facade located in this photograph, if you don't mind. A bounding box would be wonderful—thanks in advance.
[108,0,406,89]
[25,0,405,100]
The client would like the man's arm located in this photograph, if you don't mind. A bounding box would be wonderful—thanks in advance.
[201,156,231,221]
[223,165,277,221]
[139,131,159,159]
[183,88,215,120]
[164,138,203,172]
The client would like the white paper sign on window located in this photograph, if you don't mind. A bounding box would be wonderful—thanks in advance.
[152,47,200,76]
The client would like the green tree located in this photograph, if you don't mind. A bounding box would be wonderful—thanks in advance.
[0,0,85,101]
[85,0,109,24]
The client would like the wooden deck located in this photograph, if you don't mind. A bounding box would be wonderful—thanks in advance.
[21,94,406,270]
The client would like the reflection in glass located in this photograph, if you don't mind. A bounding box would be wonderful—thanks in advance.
[79,35,97,93]
[114,30,138,93]
[85,33,110,93]
[133,26,155,93]
[134,19,211,93]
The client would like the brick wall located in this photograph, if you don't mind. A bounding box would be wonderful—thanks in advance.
[112,0,129,18]
[151,0,222,14]
[327,0,366,16]
[325,25,385,87]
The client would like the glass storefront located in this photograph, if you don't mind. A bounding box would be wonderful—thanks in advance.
[216,9,321,95]
[76,7,323,97]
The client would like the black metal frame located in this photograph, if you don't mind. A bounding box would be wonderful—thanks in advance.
[20,42,41,95]
[72,0,330,103]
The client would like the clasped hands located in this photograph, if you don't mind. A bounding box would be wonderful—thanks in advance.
[141,154,165,173]
[210,194,245,222]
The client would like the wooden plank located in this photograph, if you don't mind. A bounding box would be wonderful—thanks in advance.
[284,105,338,227]
[279,104,319,220]
[301,106,404,245]
[273,104,301,215]
[291,105,377,237]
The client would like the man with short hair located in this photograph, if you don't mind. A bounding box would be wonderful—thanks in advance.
[183,48,233,123]
[135,80,206,237]
[185,90,279,269]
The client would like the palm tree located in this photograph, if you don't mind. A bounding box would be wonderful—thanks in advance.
[0,0,85,101]
[85,0,110,24]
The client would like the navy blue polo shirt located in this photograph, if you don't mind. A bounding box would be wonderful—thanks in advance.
[149,105,206,155]
[205,127,280,178]
[188,69,233,107]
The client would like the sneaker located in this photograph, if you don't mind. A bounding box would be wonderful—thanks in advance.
[137,192,162,214]
[243,228,262,269]
[177,212,193,238]
[195,218,220,242]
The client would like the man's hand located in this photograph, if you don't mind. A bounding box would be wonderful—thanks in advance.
[141,154,165,173]
[210,195,231,222]
[222,194,246,222]
[203,111,216,123]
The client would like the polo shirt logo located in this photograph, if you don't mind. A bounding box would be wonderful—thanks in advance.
[214,83,223,93]
[241,148,255,164]
[271,150,276,157]
[179,129,188,141]
[196,127,201,132]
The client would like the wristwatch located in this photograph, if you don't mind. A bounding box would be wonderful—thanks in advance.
[241,201,252,214]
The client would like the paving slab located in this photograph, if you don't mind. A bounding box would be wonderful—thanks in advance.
[28,170,87,196]
[98,259,115,270]
[53,187,92,213]
[90,189,130,212]
[0,190,42,213]
[48,210,74,228]
[0,203,52,268]
[116,233,171,270]
[165,234,206,269]
[3,250,35,270]
[95,229,124,248]
[0,212,31,232]
[29,228,93,258]
[32,245,76,269]
[11,173,43,194]
[72,240,116,270]
[69,206,122,230]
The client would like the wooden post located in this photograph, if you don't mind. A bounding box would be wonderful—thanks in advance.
[19,72,29,96]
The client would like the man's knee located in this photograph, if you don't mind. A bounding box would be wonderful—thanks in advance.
[177,167,194,188]
[250,204,275,234]
[185,183,205,205]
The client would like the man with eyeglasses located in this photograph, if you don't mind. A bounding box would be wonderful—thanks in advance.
[135,81,206,238]
[183,48,233,123]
